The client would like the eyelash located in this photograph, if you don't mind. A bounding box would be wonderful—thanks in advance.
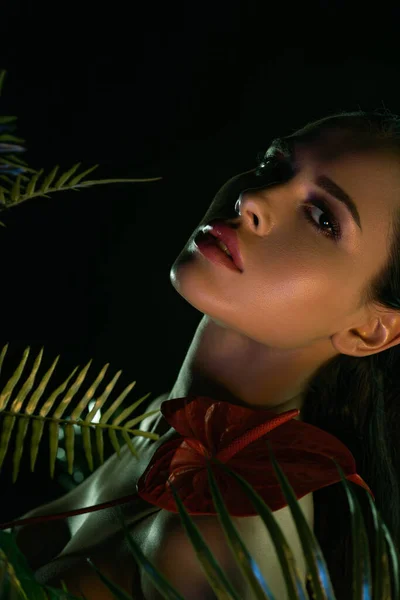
[303,199,342,241]
[255,156,343,242]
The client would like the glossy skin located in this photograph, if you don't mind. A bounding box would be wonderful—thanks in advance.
[169,128,400,417]
[19,126,400,599]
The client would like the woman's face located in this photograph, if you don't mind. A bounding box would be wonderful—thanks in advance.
[170,130,400,353]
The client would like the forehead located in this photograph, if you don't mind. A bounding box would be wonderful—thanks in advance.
[284,127,400,239]
[286,128,400,192]
[285,126,387,160]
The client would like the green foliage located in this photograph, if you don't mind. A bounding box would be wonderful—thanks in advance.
[0,162,163,225]
[2,423,398,599]
[0,344,162,483]
[0,69,162,228]
[0,67,399,600]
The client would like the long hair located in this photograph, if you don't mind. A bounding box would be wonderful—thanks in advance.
[287,109,400,598]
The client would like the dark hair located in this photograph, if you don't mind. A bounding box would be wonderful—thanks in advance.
[287,109,400,598]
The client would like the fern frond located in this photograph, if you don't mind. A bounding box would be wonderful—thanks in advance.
[0,175,14,186]
[10,174,21,204]
[0,157,34,172]
[40,165,59,193]
[0,164,162,213]
[68,164,99,186]
[0,117,18,125]
[0,344,162,483]
[2,154,30,168]
[0,134,25,145]
[24,168,43,198]
[0,70,6,96]
[53,162,82,189]
[0,547,30,600]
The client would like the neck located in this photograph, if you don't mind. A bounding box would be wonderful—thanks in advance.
[168,315,337,421]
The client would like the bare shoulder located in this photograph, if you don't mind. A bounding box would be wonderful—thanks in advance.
[139,491,314,600]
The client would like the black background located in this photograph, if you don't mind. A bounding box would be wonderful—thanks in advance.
[1,1,400,522]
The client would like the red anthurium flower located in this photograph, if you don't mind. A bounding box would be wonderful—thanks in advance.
[136,395,374,516]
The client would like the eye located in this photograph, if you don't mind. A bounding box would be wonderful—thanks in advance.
[303,197,342,242]
[255,153,342,242]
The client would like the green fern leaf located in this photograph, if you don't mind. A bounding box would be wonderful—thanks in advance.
[0,70,6,96]
[0,343,9,381]
[0,158,24,172]
[10,174,22,204]
[3,154,30,168]
[54,163,82,189]
[40,165,59,194]
[0,117,18,125]
[167,480,240,600]
[0,156,36,172]
[0,344,162,483]
[25,169,43,198]
[68,164,99,186]
[0,134,25,145]
[85,558,133,600]
[0,164,163,212]
[0,174,14,186]
[77,176,164,187]
[0,548,30,600]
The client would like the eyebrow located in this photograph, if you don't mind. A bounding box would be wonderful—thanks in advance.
[270,137,363,232]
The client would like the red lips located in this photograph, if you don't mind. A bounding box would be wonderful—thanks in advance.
[205,220,244,272]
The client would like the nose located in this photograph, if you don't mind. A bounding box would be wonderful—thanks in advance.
[234,196,242,216]
[235,185,268,217]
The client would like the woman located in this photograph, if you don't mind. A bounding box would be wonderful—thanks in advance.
[12,109,400,599]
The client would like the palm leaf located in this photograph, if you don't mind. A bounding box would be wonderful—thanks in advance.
[0,68,38,216]
[1,344,398,600]
[0,117,18,125]
[0,154,30,167]
[85,559,138,600]
[0,70,6,97]
[161,453,317,600]
[0,71,161,224]
[203,455,307,599]
[0,343,162,483]
[111,505,187,600]
[1,360,400,600]
[167,481,241,600]
[0,163,162,220]
[103,448,398,600]
[82,442,400,600]
[0,134,25,144]
[0,67,399,600]
[202,460,273,599]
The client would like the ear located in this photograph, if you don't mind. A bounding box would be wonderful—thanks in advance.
[331,310,400,357]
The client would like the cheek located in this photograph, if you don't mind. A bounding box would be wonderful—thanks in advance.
[170,238,353,348]
[226,257,351,347]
